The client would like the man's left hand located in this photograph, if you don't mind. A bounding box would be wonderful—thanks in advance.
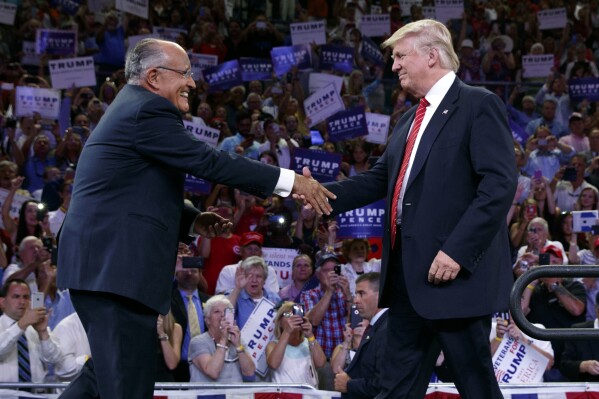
[428,250,461,285]
[194,212,233,238]
[334,371,350,393]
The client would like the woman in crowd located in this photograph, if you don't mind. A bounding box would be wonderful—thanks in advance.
[513,217,567,277]
[341,140,371,177]
[55,130,83,171]
[294,205,321,252]
[330,320,368,373]
[279,254,314,302]
[156,311,183,382]
[266,301,325,388]
[340,238,380,295]
[1,176,47,247]
[574,186,599,211]
[189,295,255,382]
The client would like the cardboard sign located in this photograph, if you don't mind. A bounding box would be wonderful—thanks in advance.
[183,120,220,147]
[290,20,326,46]
[327,106,368,142]
[337,200,386,238]
[48,56,96,89]
[261,247,299,289]
[36,29,77,56]
[308,72,344,95]
[522,55,554,79]
[239,57,273,81]
[303,83,344,127]
[203,60,243,92]
[292,148,342,183]
[189,53,218,81]
[568,77,599,102]
[240,298,276,377]
[15,86,61,119]
[320,45,354,74]
[538,8,567,30]
[270,44,312,77]
[572,210,598,233]
[360,14,390,37]
[0,2,17,25]
[365,112,391,145]
[492,335,549,383]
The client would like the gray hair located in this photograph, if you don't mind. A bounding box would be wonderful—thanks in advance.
[240,255,268,278]
[125,38,169,85]
[203,294,233,319]
[529,217,549,234]
[381,19,459,73]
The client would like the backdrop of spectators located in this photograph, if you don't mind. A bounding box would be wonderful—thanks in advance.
[522,125,574,180]
[457,39,482,83]
[526,99,568,140]
[552,155,595,212]
[559,113,589,153]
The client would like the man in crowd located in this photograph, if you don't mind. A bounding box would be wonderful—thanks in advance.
[218,111,261,159]
[551,154,594,212]
[559,112,589,153]
[526,98,567,139]
[2,236,48,294]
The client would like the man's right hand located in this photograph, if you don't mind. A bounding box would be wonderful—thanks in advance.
[581,360,599,375]
[292,167,336,215]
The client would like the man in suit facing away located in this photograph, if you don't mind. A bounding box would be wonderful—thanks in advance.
[57,38,335,399]
[334,272,388,399]
[321,20,517,399]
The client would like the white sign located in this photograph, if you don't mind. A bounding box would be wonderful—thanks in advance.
[365,112,391,145]
[115,0,148,19]
[435,0,464,24]
[492,335,549,383]
[290,20,326,46]
[15,86,61,119]
[21,41,41,66]
[127,33,158,49]
[308,73,344,95]
[48,56,96,89]
[189,53,218,80]
[522,54,554,79]
[359,14,390,38]
[0,2,17,25]
[262,247,299,289]
[304,83,345,128]
[422,6,435,19]
[152,26,188,42]
[538,8,567,30]
[0,189,33,229]
[398,0,421,16]
[572,210,598,233]
[183,120,220,147]
[240,298,276,377]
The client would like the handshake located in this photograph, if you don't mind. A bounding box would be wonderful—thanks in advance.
[292,167,336,216]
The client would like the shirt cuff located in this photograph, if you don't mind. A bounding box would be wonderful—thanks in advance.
[273,168,295,197]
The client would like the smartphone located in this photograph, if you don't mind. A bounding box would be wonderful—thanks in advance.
[256,21,266,30]
[537,138,548,146]
[72,126,84,135]
[349,304,362,328]
[36,203,47,222]
[563,167,577,182]
[525,204,537,219]
[334,265,341,275]
[534,170,542,180]
[224,307,235,324]
[31,292,44,309]
[5,117,16,129]
[42,236,53,251]
[539,253,551,266]
[291,303,304,317]
[181,256,204,268]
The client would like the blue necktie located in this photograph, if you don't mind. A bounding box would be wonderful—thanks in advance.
[17,334,32,382]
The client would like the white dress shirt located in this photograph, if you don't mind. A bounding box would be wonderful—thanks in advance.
[52,312,91,381]
[215,261,279,295]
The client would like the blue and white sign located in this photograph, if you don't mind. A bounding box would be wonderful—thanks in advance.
[292,148,342,183]
[360,14,390,37]
[290,20,326,46]
[184,174,211,194]
[36,29,77,56]
[522,55,554,78]
[240,298,276,377]
[365,112,391,145]
[270,44,312,77]
[189,52,218,80]
[239,57,273,81]
[48,56,96,89]
[537,8,567,30]
[320,45,354,74]
[572,210,598,233]
[0,2,18,25]
[203,60,243,92]
[327,106,368,142]
[568,77,599,102]
[361,36,385,66]
[304,83,345,127]
[15,86,61,119]
[262,247,299,289]
[337,200,386,238]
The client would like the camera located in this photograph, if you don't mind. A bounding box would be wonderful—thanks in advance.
[36,203,48,222]
[563,167,577,182]
[334,265,341,275]
[72,126,84,135]
[539,253,551,266]
[291,304,304,317]
[181,256,204,268]
[5,117,16,129]
[42,236,53,251]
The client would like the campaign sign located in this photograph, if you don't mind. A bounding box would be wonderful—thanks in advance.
[308,72,344,95]
[0,2,17,25]
[127,34,158,49]
[184,174,211,194]
[87,0,112,12]
[262,247,299,289]
[183,120,220,147]
[290,20,326,46]
[116,0,148,19]
[361,36,385,66]
[303,83,345,127]
[360,14,390,38]
[365,112,391,145]
[568,77,599,102]
[240,298,276,377]
[15,86,61,120]
[572,210,598,233]
[522,55,554,78]
[48,56,96,89]
[337,200,385,238]
[270,44,312,77]
[21,41,41,66]
[0,189,32,229]
[36,29,77,56]
[399,0,420,16]
[538,8,567,30]
[510,119,528,147]
[152,26,188,42]
[189,52,218,80]
[422,6,435,19]
[239,57,273,81]
[327,106,368,142]
[50,0,82,15]
[320,45,354,74]
[292,148,342,183]
[203,60,243,93]
[492,335,549,383]
[435,0,464,24]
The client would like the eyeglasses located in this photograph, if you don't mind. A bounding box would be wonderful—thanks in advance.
[528,227,542,233]
[156,66,193,79]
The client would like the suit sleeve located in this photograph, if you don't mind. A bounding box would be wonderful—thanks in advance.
[560,340,584,381]
[179,202,200,244]
[346,320,387,398]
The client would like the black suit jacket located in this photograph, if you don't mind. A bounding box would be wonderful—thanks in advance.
[325,78,517,319]
[57,84,282,314]
[344,310,388,399]
[560,320,599,381]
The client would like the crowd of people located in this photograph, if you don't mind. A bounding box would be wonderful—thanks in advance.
[1,0,599,396]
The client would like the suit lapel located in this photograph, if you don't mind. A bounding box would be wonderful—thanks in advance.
[405,79,461,191]
[390,106,418,179]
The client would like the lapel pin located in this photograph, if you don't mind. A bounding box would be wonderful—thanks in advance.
[442,109,448,114]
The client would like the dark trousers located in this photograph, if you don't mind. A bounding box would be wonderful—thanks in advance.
[59,290,158,399]
[375,237,503,399]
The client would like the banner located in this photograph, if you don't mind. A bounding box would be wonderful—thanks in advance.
[290,20,326,46]
[422,6,435,19]
[15,86,61,119]
[359,14,390,38]
[48,56,96,89]
[202,60,243,93]
[292,148,342,183]
[239,57,273,81]
[262,247,299,289]
[127,33,158,49]
[183,120,220,147]
[189,53,218,81]
[538,8,567,30]
[492,335,549,383]
[308,72,344,95]
[184,174,211,194]
[399,0,420,16]
[365,112,391,145]
[270,44,312,77]
[36,29,77,56]
[568,77,599,102]
[361,36,385,66]
[240,297,276,377]
[320,45,354,74]
[522,55,554,78]
[0,189,33,229]
[116,0,148,19]
[327,106,368,142]
[21,41,41,66]
[434,0,464,24]
[152,26,188,42]
[0,2,17,25]
[337,200,385,238]
[303,83,345,127]
[50,0,83,15]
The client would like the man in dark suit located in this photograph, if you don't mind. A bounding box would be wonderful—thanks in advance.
[334,272,388,399]
[56,38,335,399]
[321,20,517,399]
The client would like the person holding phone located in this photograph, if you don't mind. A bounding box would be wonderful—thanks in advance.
[266,301,326,388]
[523,125,573,181]
[552,155,595,212]
[514,217,568,277]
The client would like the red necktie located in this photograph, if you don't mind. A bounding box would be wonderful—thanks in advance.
[390,97,429,248]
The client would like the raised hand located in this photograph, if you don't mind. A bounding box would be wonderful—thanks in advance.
[193,212,233,238]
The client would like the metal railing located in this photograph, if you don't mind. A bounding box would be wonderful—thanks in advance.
[510,265,599,340]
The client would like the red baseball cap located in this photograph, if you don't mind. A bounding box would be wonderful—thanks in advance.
[542,245,563,260]
[240,231,263,247]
